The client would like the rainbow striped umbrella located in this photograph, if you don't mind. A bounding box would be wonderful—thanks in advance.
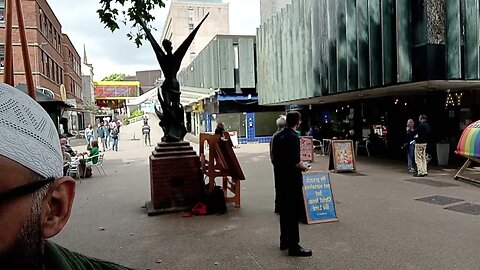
[456,120,480,158]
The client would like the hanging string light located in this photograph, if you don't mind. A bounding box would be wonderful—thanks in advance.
[455,92,463,106]
[445,93,455,108]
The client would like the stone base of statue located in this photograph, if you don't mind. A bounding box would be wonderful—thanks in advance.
[146,141,204,216]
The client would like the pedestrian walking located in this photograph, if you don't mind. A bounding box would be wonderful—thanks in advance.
[142,123,151,146]
[270,115,286,214]
[96,123,107,151]
[116,119,122,133]
[85,123,94,147]
[271,111,312,257]
[103,121,111,150]
[413,114,431,177]
[111,127,119,151]
[405,119,416,172]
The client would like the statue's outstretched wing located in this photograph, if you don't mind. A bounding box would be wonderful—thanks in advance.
[137,18,166,64]
[174,13,210,60]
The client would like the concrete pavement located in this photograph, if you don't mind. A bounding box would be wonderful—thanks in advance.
[53,114,480,269]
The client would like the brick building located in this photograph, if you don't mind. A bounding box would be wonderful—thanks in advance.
[61,33,82,104]
[0,0,82,102]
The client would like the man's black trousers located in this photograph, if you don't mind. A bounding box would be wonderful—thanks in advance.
[278,187,303,249]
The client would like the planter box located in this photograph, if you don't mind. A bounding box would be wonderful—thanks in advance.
[436,143,450,166]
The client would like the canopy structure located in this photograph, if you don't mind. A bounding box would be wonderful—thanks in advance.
[454,120,480,185]
[126,86,215,108]
[456,120,480,158]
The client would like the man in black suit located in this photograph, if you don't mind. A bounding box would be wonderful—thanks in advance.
[272,111,312,257]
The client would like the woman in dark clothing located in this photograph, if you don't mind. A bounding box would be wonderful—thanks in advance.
[405,119,416,172]
[215,122,225,136]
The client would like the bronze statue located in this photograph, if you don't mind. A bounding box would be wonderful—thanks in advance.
[138,13,209,142]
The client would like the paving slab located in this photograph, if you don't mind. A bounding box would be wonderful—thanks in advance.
[53,115,480,269]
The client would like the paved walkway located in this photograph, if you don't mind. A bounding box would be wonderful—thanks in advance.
[54,115,480,270]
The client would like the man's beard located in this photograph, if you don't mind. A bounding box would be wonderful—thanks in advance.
[0,197,45,269]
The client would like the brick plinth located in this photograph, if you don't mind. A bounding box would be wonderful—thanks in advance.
[148,141,204,215]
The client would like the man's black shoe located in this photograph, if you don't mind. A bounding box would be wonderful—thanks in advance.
[288,247,312,257]
[280,243,288,251]
[413,173,426,177]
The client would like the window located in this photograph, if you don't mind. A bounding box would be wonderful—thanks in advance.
[0,44,4,69]
[43,18,48,36]
[56,65,59,83]
[48,21,52,42]
[50,60,54,81]
[190,51,196,61]
[188,23,194,32]
[188,7,194,18]
[41,52,45,74]
[0,0,5,23]
[45,57,50,78]
[53,31,57,50]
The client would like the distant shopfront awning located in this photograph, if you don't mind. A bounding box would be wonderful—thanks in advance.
[15,84,71,108]
[127,86,215,107]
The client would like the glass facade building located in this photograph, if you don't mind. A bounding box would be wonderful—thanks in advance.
[257,0,480,163]
[257,0,480,104]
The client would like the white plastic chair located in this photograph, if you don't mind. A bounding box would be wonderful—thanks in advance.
[67,158,80,179]
[313,139,324,155]
[84,153,106,176]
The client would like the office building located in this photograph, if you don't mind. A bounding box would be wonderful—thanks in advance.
[161,0,229,71]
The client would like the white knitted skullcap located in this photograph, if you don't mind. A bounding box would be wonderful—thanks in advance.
[0,83,62,179]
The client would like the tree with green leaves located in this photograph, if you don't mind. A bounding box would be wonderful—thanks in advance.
[101,73,127,81]
[97,0,165,47]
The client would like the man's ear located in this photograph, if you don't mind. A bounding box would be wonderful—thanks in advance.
[40,177,76,239]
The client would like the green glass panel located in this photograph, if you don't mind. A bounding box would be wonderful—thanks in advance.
[464,0,479,79]
[286,4,294,101]
[293,0,302,100]
[212,40,219,88]
[319,0,330,95]
[304,0,315,97]
[396,0,412,82]
[346,0,358,90]
[311,0,322,96]
[357,0,369,89]
[337,0,347,92]
[257,27,264,103]
[368,0,381,87]
[224,39,235,88]
[298,0,307,99]
[446,0,462,79]
[382,0,394,84]
[412,0,427,46]
[328,0,337,93]
[281,8,288,102]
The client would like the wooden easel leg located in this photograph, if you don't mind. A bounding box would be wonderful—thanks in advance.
[4,0,14,85]
[454,159,472,181]
[234,179,240,208]
[222,176,228,196]
[15,0,35,98]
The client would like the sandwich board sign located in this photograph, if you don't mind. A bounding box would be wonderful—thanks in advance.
[300,136,314,162]
[302,171,338,224]
[330,140,356,172]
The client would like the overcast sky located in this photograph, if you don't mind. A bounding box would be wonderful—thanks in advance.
[48,0,260,80]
